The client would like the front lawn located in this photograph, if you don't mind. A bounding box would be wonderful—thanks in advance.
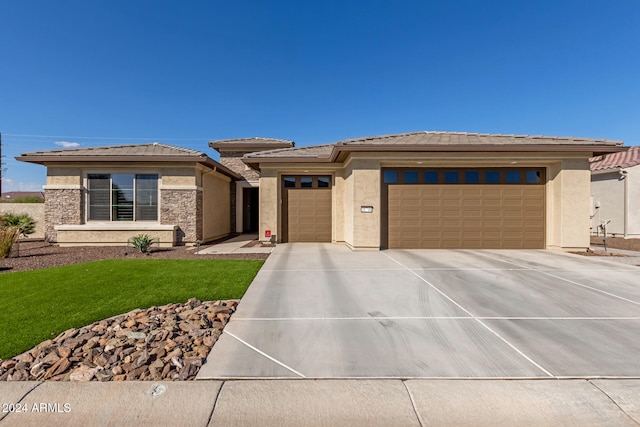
[0,259,263,359]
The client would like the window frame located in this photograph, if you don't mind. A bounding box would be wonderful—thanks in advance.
[381,167,546,185]
[85,172,160,222]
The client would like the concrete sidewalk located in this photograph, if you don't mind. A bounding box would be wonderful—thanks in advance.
[194,234,273,255]
[1,379,639,426]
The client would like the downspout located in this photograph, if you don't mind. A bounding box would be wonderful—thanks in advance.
[623,169,628,238]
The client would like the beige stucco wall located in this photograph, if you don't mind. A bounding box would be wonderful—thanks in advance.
[591,171,625,236]
[258,169,280,243]
[628,165,640,237]
[552,159,591,249]
[201,169,231,242]
[333,170,346,244]
[257,151,595,251]
[343,158,381,250]
[0,203,45,239]
[44,164,197,188]
[46,167,83,187]
[590,164,640,238]
[55,225,176,247]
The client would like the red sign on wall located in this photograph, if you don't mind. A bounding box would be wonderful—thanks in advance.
[265,230,271,238]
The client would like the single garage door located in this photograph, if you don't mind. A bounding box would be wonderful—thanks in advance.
[283,176,332,242]
[384,168,545,249]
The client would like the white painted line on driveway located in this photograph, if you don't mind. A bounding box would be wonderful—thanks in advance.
[382,251,555,378]
[224,330,307,378]
[476,252,640,306]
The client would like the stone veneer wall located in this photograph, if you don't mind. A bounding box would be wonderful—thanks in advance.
[160,189,202,243]
[44,189,83,242]
[219,151,259,181]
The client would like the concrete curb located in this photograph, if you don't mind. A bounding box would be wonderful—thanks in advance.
[1,379,639,426]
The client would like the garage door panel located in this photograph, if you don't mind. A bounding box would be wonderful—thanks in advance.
[288,189,331,242]
[388,184,544,249]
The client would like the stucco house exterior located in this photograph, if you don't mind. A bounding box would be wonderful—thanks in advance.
[590,145,640,238]
[17,131,624,250]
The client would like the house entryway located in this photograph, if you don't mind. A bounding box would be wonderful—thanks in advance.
[243,187,259,233]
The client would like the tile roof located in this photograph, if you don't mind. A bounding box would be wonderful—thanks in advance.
[209,137,294,146]
[17,143,240,179]
[244,131,624,160]
[19,142,206,158]
[244,144,334,159]
[590,145,640,171]
[336,131,622,147]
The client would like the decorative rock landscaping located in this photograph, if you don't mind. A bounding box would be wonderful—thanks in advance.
[0,298,237,381]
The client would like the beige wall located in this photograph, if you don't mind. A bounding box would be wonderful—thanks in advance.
[258,169,279,243]
[591,171,625,236]
[257,151,595,251]
[201,169,231,242]
[343,158,381,250]
[44,164,197,188]
[55,225,176,247]
[0,203,45,239]
[333,170,346,244]
[552,159,591,249]
[590,164,640,238]
[629,165,640,237]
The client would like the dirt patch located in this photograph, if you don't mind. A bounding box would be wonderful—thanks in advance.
[571,248,627,257]
[590,236,640,252]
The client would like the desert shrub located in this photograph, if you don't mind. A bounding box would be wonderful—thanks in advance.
[129,234,155,253]
[0,226,20,258]
[1,213,36,236]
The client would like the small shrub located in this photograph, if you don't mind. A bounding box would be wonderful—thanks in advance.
[129,234,155,253]
[0,226,20,258]
[1,213,36,236]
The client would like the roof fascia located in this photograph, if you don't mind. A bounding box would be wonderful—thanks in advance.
[333,144,626,156]
[209,142,294,152]
[17,155,240,179]
[242,144,627,166]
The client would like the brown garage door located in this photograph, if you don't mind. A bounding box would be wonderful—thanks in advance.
[283,176,332,242]
[385,168,545,249]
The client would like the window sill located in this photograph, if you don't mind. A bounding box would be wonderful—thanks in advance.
[56,224,177,231]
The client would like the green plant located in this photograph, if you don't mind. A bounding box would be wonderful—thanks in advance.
[0,226,20,258]
[129,233,155,253]
[0,259,264,358]
[1,213,36,236]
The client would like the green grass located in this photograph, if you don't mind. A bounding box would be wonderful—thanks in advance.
[0,259,263,359]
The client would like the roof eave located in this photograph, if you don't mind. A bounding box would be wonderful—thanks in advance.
[16,154,241,179]
[334,144,625,155]
[242,144,626,165]
[209,141,294,152]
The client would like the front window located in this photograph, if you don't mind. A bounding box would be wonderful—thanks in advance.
[87,173,158,221]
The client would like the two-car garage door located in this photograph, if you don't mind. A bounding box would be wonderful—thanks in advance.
[384,168,546,249]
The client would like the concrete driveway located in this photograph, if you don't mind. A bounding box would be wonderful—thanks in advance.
[198,244,640,379]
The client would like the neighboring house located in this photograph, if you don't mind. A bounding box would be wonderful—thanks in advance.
[17,132,625,250]
[589,145,640,238]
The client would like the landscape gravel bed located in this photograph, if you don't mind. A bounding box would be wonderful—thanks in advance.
[0,239,267,381]
[0,299,237,382]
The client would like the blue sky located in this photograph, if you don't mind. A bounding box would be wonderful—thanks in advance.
[1,0,639,191]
